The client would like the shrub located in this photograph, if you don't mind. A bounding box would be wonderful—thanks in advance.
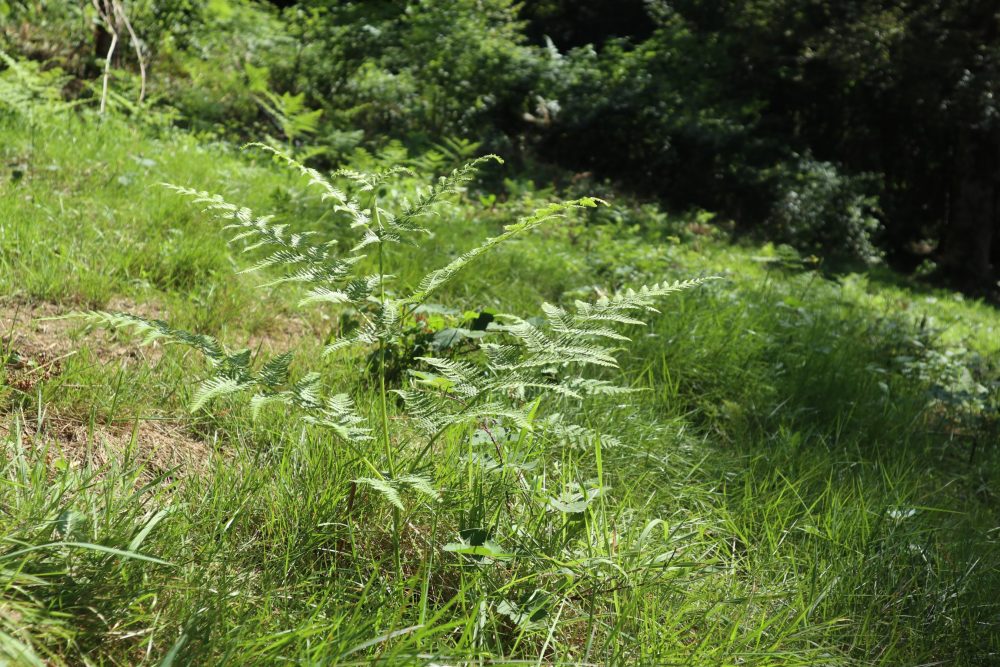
[768,157,883,265]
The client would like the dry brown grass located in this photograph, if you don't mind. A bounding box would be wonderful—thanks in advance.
[1,413,213,480]
[2,298,217,480]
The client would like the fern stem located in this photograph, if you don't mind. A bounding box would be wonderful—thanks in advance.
[373,193,402,577]
[406,393,487,473]
[373,196,395,477]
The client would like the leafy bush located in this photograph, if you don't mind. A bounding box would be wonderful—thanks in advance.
[273,0,541,147]
[0,49,73,120]
[768,157,883,265]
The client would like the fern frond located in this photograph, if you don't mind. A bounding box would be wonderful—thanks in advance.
[244,143,369,224]
[563,378,638,396]
[190,376,254,412]
[356,474,440,509]
[395,384,532,435]
[397,474,441,502]
[299,274,382,307]
[323,299,401,356]
[256,352,294,388]
[80,311,225,362]
[415,357,481,386]
[393,389,450,434]
[488,316,620,368]
[408,357,484,398]
[395,155,502,227]
[81,312,370,437]
[573,278,719,321]
[396,276,711,458]
[336,165,415,193]
[163,185,364,289]
[537,414,623,450]
[407,198,605,304]
[302,393,372,442]
[356,477,404,510]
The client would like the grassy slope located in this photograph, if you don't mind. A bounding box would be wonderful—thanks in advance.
[1,115,998,665]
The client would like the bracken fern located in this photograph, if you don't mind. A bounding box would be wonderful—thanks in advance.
[80,144,713,543]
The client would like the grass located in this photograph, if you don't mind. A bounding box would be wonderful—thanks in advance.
[1,112,998,665]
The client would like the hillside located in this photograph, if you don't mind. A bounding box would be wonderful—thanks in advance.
[2,111,998,664]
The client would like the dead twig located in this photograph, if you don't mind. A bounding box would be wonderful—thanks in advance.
[92,0,146,114]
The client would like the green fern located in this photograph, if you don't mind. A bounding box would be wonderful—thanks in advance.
[80,143,713,515]
[0,49,75,119]
[357,474,441,511]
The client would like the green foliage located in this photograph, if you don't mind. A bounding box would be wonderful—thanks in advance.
[0,49,74,119]
[276,0,539,142]
[4,0,999,288]
[245,62,322,147]
[768,157,883,265]
[81,143,707,519]
[4,4,1000,663]
[2,115,999,664]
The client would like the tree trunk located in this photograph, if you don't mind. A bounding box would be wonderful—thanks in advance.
[94,23,114,62]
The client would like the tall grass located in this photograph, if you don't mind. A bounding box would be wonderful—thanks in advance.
[1,115,998,665]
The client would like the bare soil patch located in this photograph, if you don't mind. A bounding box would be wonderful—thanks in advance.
[1,297,167,365]
[0,413,213,480]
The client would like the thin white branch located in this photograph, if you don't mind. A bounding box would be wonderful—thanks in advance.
[113,0,146,104]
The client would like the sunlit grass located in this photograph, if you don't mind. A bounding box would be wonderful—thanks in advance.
[1,115,998,665]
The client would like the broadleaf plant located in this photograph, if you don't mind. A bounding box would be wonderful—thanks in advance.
[79,144,713,563]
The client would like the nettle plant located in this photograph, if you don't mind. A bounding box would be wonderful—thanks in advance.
[83,144,707,558]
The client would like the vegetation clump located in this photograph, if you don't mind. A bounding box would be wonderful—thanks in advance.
[82,144,711,568]
[0,2,998,664]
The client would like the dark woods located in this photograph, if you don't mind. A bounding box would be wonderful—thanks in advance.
[256,0,999,294]
[11,0,1000,294]
[519,1,1000,293]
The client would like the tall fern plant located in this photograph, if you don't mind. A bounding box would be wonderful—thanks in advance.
[82,144,710,564]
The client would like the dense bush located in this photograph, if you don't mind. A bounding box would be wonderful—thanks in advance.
[2,0,997,289]
[768,157,882,265]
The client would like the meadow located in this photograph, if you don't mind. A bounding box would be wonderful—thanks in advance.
[2,111,998,665]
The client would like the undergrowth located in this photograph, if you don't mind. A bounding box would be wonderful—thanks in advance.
[1,114,998,665]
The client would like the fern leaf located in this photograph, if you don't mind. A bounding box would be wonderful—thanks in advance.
[257,352,294,388]
[538,415,623,450]
[356,477,404,510]
[302,393,372,442]
[397,474,441,502]
[163,184,364,288]
[190,376,254,412]
[390,155,503,234]
[80,312,226,362]
[244,143,368,223]
[407,198,605,303]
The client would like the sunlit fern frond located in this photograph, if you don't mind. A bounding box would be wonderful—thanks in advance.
[536,414,624,450]
[162,185,364,288]
[323,298,401,356]
[573,278,719,322]
[301,392,372,442]
[81,311,225,362]
[299,274,383,308]
[355,473,439,510]
[244,142,370,225]
[406,198,605,304]
[355,477,404,510]
[79,313,370,440]
[394,155,503,229]
[396,276,713,459]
